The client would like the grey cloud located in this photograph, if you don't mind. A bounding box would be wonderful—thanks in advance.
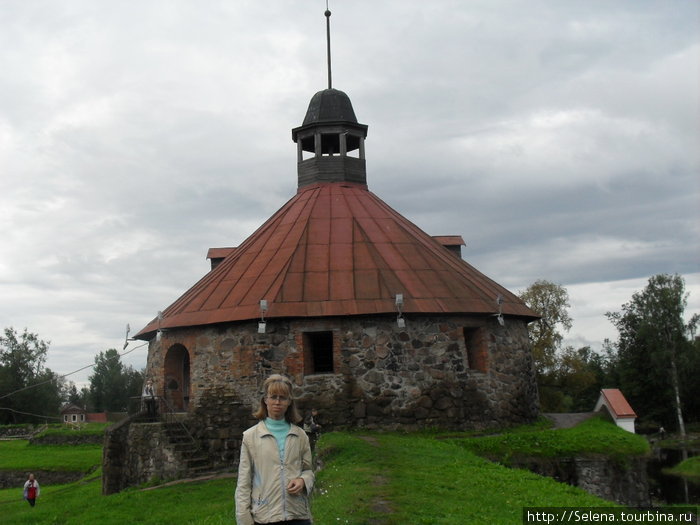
[0,0,697,383]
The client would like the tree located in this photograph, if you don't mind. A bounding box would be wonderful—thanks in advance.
[549,345,618,412]
[88,349,144,412]
[65,381,90,408]
[519,280,573,375]
[0,327,64,424]
[518,280,576,412]
[606,274,696,433]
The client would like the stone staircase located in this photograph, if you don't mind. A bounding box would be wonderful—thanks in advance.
[162,422,213,477]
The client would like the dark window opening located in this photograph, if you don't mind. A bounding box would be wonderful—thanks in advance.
[304,331,334,374]
[464,327,488,373]
[346,134,360,152]
[321,134,340,156]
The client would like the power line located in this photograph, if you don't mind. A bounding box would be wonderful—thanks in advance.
[0,407,62,420]
[0,340,149,401]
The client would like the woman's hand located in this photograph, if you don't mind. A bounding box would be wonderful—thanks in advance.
[286,477,306,495]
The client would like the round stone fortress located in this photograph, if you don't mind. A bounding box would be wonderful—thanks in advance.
[103,83,539,493]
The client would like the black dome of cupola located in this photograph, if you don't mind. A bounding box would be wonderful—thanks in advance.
[302,88,358,125]
[292,88,369,189]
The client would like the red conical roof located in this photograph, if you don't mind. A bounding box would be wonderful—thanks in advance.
[137,182,536,338]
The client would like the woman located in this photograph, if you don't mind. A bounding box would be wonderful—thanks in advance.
[23,473,40,507]
[235,374,314,525]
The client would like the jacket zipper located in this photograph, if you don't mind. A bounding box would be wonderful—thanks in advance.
[281,432,292,520]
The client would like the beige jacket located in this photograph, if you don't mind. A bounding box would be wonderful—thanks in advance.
[235,420,314,525]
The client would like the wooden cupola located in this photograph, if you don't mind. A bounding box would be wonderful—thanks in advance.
[291,88,368,189]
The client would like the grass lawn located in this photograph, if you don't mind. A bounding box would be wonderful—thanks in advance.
[0,417,655,524]
[0,473,234,525]
[0,440,102,471]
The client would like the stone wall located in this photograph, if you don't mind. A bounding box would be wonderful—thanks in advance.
[30,433,103,446]
[102,416,133,495]
[0,470,86,489]
[513,457,650,506]
[187,384,255,471]
[102,398,253,494]
[145,313,538,431]
[110,313,537,492]
[0,425,38,439]
[103,418,201,494]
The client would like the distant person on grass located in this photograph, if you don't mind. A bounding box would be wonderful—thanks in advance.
[235,374,314,525]
[23,473,40,507]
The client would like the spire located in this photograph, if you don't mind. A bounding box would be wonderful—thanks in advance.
[325,4,332,89]
[291,4,368,190]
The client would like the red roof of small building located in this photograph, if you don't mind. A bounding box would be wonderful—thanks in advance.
[137,181,537,338]
[601,388,636,418]
[432,235,466,247]
[60,403,86,414]
[206,247,237,260]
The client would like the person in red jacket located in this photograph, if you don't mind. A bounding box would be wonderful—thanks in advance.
[23,473,40,507]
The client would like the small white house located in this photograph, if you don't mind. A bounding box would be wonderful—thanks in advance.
[594,388,636,433]
[60,403,87,424]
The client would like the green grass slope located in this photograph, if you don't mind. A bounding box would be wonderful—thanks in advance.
[311,432,613,524]
[0,417,651,525]
[455,416,650,464]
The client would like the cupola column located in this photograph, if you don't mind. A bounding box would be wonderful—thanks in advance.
[339,132,347,156]
[314,133,322,158]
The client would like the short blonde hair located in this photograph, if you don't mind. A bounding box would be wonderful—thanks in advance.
[253,374,302,424]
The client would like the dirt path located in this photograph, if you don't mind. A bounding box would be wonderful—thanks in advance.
[358,435,394,525]
[139,471,235,491]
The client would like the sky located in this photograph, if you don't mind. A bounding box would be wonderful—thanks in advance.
[1,1,698,388]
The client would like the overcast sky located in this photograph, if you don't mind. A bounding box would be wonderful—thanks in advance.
[1,1,698,388]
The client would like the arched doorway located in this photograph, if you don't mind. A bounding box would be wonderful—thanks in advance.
[163,344,191,411]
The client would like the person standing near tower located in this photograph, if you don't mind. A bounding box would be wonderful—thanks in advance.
[142,378,157,420]
[235,374,314,525]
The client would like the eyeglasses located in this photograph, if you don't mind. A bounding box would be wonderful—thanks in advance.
[267,395,290,402]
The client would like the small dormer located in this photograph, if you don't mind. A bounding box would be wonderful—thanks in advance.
[433,235,466,258]
[207,247,236,270]
[291,88,368,189]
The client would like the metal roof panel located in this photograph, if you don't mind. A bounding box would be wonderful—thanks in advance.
[136,182,538,338]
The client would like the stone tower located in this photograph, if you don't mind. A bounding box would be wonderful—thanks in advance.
[104,9,540,493]
[134,80,539,428]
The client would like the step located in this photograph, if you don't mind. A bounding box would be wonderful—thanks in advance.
[187,457,211,468]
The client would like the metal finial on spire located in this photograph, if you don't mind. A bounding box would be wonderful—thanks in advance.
[325,3,332,89]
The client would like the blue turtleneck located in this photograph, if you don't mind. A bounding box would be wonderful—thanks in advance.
[265,417,291,460]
